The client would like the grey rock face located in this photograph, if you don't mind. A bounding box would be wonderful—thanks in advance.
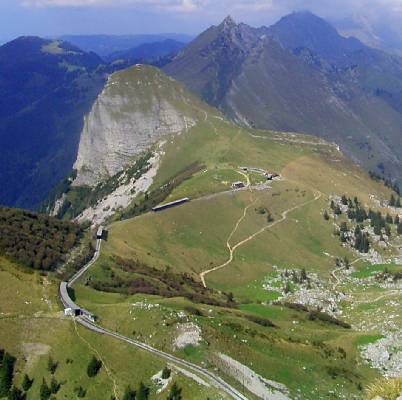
[73,65,195,186]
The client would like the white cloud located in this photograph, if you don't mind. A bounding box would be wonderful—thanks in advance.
[21,0,200,11]
[18,0,402,24]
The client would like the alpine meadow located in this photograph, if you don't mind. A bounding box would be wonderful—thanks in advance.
[1,2,402,400]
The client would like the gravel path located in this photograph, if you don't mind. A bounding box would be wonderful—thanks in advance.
[201,186,321,288]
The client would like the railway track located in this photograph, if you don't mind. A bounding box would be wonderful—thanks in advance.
[60,235,249,399]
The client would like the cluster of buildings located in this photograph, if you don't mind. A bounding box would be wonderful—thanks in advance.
[232,167,278,189]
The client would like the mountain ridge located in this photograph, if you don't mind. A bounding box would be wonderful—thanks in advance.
[0,36,107,208]
[164,12,402,189]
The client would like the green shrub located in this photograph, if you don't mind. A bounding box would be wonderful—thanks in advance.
[167,383,182,400]
[21,374,33,392]
[136,382,149,400]
[161,367,171,380]
[245,314,277,328]
[0,352,16,397]
[7,386,25,400]
[40,379,51,400]
[87,356,102,377]
[122,386,136,400]
[74,386,86,398]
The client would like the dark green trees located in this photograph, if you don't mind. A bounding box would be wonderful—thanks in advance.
[0,352,16,397]
[21,374,33,392]
[40,379,51,400]
[7,387,25,400]
[161,367,172,380]
[0,207,82,271]
[47,357,58,375]
[354,226,370,253]
[123,386,136,400]
[167,383,182,400]
[74,386,87,398]
[137,382,150,400]
[87,356,102,377]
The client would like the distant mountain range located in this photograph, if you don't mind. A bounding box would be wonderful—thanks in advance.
[1,12,402,210]
[0,36,187,209]
[106,39,186,67]
[333,16,402,56]
[57,34,193,58]
[164,12,402,187]
[0,37,107,208]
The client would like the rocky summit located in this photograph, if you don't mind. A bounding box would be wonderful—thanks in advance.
[73,66,196,186]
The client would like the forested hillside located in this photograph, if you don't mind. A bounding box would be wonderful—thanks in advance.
[0,37,106,209]
[0,207,82,270]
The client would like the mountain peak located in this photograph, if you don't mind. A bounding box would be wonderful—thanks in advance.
[220,15,237,28]
[269,11,364,62]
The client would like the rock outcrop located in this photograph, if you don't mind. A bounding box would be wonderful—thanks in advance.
[73,65,196,186]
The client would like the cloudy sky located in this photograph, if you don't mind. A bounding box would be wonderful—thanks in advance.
[1,0,402,43]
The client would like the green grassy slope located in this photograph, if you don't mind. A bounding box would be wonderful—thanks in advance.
[0,257,226,400]
[6,64,400,399]
[69,75,400,399]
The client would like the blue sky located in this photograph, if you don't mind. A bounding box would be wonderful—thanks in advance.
[1,0,402,43]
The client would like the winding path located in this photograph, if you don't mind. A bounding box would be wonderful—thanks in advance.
[354,290,402,305]
[77,317,248,400]
[62,236,248,400]
[248,131,338,149]
[200,189,322,287]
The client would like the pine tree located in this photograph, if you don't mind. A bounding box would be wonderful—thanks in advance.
[394,215,400,225]
[137,382,149,400]
[354,231,362,251]
[390,194,396,207]
[50,377,60,394]
[300,268,307,282]
[397,197,402,208]
[362,233,370,253]
[355,207,367,223]
[7,387,25,400]
[21,374,33,392]
[74,386,87,398]
[340,232,347,243]
[47,357,58,375]
[340,222,348,232]
[0,352,16,397]
[386,213,393,224]
[87,357,102,378]
[323,210,330,221]
[161,367,172,380]
[374,220,382,236]
[122,386,136,400]
[167,383,182,400]
[385,224,391,237]
[341,195,348,205]
[398,223,402,235]
[40,379,51,400]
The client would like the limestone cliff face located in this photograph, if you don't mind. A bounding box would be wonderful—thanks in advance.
[73,65,196,186]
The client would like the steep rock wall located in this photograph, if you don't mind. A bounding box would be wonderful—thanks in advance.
[73,65,195,186]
